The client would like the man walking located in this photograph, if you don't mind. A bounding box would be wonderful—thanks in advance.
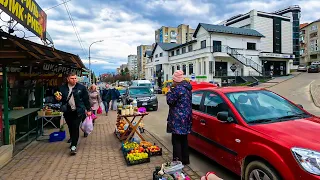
[56,73,91,155]
[101,84,112,115]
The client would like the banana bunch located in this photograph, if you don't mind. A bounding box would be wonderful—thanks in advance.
[126,152,148,162]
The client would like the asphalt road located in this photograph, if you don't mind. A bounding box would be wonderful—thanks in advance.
[143,72,320,179]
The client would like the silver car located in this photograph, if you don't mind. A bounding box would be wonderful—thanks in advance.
[297,65,307,72]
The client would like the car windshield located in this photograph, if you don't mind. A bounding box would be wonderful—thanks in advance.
[226,90,310,124]
[139,83,152,87]
[129,88,151,95]
[310,65,317,68]
[118,89,126,95]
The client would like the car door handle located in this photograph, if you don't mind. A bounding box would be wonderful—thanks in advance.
[200,119,206,125]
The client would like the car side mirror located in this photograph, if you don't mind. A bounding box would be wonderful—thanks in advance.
[217,111,233,123]
[297,104,304,109]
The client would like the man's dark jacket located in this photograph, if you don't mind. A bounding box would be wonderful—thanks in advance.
[101,89,112,102]
[59,83,91,115]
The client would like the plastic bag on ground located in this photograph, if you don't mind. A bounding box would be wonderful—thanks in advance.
[81,116,93,134]
[97,106,102,114]
[131,132,141,144]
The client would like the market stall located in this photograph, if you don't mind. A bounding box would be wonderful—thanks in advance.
[0,31,86,148]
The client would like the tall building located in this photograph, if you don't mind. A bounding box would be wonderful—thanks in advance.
[155,24,195,44]
[300,19,320,65]
[127,55,138,77]
[219,5,300,72]
[137,45,152,79]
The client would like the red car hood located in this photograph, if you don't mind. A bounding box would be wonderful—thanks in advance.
[249,117,320,151]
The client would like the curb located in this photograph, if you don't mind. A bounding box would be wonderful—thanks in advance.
[144,130,202,178]
[309,80,320,108]
[265,73,302,88]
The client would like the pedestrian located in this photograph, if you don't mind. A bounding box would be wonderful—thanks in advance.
[110,86,120,110]
[101,84,112,116]
[55,73,91,155]
[88,84,101,125]
[166,70,192,165]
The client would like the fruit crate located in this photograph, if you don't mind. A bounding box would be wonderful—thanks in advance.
[124,156,150,166]
[148,148,162,157]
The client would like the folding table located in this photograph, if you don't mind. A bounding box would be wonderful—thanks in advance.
[37,113,64,139]
[118,112,149,144]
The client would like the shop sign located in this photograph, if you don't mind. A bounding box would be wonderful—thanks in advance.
[0,67,22,72]
[42,63,82,76]
[260,53,295,59]
[0,0,47,40]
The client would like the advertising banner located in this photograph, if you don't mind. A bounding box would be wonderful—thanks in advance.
[0,0,47,40]
[42,63,82,77]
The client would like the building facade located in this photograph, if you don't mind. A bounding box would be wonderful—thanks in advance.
[137,45,152,79]
[127,55,138,78]
[146,23,278,87]
[300,19,320,65]
[155,24,195,44]
[219,6,300,73]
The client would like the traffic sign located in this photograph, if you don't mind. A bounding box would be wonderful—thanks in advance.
[230,64,237,72]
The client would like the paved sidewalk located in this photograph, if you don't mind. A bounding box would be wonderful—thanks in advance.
[257,72,301,88]
[310,79,320,108]
[0,111,200,180]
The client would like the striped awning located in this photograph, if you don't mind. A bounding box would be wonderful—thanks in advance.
[0,31,86,69]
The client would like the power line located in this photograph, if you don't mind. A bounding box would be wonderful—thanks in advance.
[44,0,71,12]
[62,0,88,58]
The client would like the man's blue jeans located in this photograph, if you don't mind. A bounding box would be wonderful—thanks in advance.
[103,101,110,113]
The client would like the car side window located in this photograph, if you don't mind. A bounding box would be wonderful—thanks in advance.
[192,91,204,111]
[203,92,226,117]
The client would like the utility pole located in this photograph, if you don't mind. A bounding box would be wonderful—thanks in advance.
[88,40,103,85]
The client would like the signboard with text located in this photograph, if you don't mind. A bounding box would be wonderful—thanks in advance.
[43,63,82,77]
[0,0,47,40]
[260,53,295,59]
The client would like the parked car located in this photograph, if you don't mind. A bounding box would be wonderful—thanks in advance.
[131,80,154,93]
[308,64,320,73]
[123,86,158,111]
[311,61,320,65]
[189,87,320,180]
[297,64,307,72]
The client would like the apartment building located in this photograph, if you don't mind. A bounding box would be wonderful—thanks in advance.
[219,6,300,74]
[127,55,138,77]
[300,19,320,65]
[146,23,268,87]
[137,45,152,79]
[155,24,195,44]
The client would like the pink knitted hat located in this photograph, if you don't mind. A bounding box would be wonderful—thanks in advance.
[173,70,184,82]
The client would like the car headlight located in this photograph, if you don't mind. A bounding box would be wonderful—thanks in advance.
[150,96,157,100]
[292,147,320,175]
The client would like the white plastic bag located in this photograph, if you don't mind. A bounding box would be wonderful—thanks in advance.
[81,116,93,134]
[112,101,117,110]
[131,132,141,144]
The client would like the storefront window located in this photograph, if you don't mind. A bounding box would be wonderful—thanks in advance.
[189,64,193,75]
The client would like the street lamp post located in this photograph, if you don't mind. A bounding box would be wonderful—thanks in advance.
[89,40,104,85]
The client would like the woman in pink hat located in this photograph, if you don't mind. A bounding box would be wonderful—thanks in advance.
[166,70,192,165]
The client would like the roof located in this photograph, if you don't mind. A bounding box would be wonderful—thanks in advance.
[195,86,265,93]
[301,19,320,29]
[144,50,152,57]
[300,23,309,29]
[0,31,85,69]
[193,23,265,38]
[151,42,180,56]
[167,40,197,51]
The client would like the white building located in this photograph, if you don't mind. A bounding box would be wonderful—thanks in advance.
[127,55,138,77]
[219,6,301,75]
[146,23,268,87]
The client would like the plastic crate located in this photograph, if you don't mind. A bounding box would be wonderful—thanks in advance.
[124,156,150,166]
[148,148,163,157]
[49,131,66,142]
[163,161,184,175]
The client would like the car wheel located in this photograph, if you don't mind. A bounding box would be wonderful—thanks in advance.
[244,161,281,180]
[153,105,158,111]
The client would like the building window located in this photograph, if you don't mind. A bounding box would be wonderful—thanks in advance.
[177,65,180,70]
[310,32,318,39]
[155,54,158,58]
[172,66,175,74]
[160,53,163,57]
[201,40,206,49]
[209,61,214,74]
[183,65,186,73]
[189,64,193,75]
[182,47,186,54]
[171,51,174,56]
[311,25,318,31]
[198,62,201,74]
[188,45,193,52]
[203,61,206,74]
[247,42,256,50]
[176,49,180,55]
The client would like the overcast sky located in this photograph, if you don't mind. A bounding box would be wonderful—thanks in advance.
[1,0,319,75]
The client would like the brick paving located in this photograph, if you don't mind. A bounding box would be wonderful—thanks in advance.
[310,79,320,108]
[0,111,200,180]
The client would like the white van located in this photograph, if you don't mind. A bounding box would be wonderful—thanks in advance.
[131,80,154,93]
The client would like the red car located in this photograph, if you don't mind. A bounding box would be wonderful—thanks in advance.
[188,87,320,180]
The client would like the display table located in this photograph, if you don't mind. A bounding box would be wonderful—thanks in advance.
[37,114,64,140]
[118,113,149,144]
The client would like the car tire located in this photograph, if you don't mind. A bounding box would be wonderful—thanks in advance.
[153,105,158,111]
[244,161,281,180]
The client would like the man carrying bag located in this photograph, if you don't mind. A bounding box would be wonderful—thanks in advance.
[55,73,91,155]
